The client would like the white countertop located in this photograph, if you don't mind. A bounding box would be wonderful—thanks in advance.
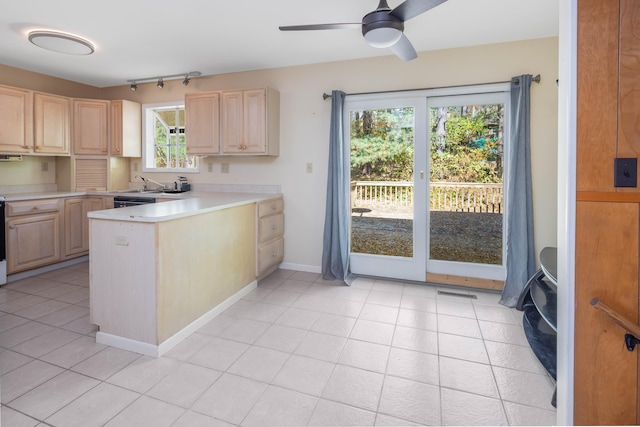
[88,191,281,223]
[4,191,87,201]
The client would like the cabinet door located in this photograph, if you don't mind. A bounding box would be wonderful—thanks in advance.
[65,197,105,256]
[7,213,60,274]
[242,89,266,153]
[110,100,141,157]
[64,198,85,256]
[221,91,244,153]
[0,85,32,153]
[73,99,109,155]
[34,93,70,155]
[185,92,220,154]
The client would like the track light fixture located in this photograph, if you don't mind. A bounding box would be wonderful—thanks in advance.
[126,71,201,90]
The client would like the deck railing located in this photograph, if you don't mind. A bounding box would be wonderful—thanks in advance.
[352,181,503,213]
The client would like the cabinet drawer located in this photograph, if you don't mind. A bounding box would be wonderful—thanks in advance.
[258,213,284,243]
[257,237,284,274]
[7,199,60,216]
[257,198,283,218]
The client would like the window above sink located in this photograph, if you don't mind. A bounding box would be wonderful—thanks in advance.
[142,102,199,174]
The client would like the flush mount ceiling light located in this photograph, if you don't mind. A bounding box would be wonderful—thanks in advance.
[126,71,201,90]
[28,30,95,55]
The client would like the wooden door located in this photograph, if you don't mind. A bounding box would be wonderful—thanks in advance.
[0,85,32,153]
[221,90,244,153]
[242,89,266,153]
[73,99,108,155]
[575,0,640,423]
[34,92,70,155]
[64,198,85,256]
[110,100,141,157]
[7,213,60,273]
[185,92,220,155]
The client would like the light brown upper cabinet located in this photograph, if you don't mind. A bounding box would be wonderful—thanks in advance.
[0,84,33,154]
[110,100,141,157]
[73,99,109,155]
[0,85,72,156]
[33,92,71,155]
[185,91,220,155]
[221,88,279,155]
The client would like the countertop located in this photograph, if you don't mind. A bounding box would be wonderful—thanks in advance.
[88,191,280,223]
[3,190,282,223]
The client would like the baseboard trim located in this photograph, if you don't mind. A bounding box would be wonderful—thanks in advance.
[279,262,321,274]
[96,279,258,357]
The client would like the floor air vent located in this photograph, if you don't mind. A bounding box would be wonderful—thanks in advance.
[437,290,478,299]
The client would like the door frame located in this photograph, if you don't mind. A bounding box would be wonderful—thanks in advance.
[426,90,510,282]
[345,83,510,283]
[345,93,428,282]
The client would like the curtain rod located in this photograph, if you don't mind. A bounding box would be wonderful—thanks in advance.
[322,74,541,100]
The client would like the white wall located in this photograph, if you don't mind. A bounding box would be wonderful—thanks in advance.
[2,37,559,273]
[106,37,558,272]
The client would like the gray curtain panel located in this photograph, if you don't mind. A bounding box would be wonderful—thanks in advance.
[500,74,536,307]
[321,90,354,285]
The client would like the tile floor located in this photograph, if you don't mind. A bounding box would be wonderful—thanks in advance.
[0,262,557,426]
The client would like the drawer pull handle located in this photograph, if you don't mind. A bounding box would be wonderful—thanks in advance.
[9,225,15,230]
[272,224,277,230]
[272,251,277,257]
[32,206,39,211]
[271,204,276,210]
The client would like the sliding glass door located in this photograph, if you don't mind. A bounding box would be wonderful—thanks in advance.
[427,92,508,282]
[347,95,427,281]
[346,87,508,284]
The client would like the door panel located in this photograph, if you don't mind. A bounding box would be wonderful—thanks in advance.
[574,201,638,425]
[347,96,427,281]
[427,92,508,284]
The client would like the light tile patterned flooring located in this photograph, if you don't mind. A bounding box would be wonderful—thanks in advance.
[0,262,557,426]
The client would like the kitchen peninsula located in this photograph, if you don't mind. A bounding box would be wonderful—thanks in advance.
[88,192,283,357]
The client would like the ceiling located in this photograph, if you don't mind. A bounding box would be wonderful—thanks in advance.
[0,0,559,88]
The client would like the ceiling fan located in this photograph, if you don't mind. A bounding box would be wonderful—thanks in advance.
[279,0,447,61]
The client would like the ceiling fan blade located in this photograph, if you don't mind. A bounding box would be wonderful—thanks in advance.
[390,0,447,22]
[390,34,417,61]
[279,23,361,31]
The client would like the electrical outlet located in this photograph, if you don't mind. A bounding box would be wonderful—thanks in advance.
[133,162,139,172]
[221,163,230,173]
[614,158,637,187]
[207,163,213,173]
[115,235,129,246]
[41,161,48,172]
[306,162,313,173]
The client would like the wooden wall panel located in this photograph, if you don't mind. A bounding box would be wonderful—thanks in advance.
[574,201,639,425]
[618,0,640,164]
[576,0,619,192]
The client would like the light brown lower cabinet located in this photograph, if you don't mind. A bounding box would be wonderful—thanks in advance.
[64,197,105,257]
[6,199,61,274]
[256,197,284,277]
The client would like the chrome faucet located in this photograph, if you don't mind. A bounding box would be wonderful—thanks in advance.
[135,175,165,191]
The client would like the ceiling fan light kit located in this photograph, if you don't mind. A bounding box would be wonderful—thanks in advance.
[279,0,447,61]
